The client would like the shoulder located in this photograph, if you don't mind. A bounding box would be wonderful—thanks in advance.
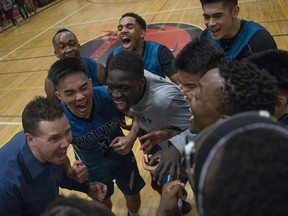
[93,86,112,101]
[81,56,96,65]
[247,24,277,50]
[200,29,209,38]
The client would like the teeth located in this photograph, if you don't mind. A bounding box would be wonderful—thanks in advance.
[114,100,124,104]
[122,36,129,40]
[77,102,86,107]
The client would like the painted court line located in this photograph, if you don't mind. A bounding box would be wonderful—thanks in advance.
[0,2,91,61]
[0,122,21,125]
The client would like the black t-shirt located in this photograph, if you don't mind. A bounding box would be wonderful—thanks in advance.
[201,20,277,60]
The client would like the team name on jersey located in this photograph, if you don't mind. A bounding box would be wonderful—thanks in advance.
[74,116,121,145]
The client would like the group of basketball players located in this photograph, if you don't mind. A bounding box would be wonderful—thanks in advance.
[2,0,288,216]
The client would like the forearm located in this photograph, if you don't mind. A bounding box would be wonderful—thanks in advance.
[126,119,140,144]
[60,175,89,193]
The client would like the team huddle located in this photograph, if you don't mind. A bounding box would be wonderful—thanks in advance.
[1,0,288,216]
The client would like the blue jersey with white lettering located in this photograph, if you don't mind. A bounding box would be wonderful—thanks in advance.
[63,86,133,183]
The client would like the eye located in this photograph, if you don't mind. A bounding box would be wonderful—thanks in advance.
[107,85,115,91]
[214,14,222,19]
[49,136,60,142]
[80,85,88,91]
[127,24,134,29]
[117,25,123,31]
[65,129,71,137]
[64,91,74,97]
[69,42,76,46]
[203,15,210,20]
[58,44,65,49]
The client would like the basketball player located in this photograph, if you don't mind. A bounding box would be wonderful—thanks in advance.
[106,12,179,84]
[49,57,145,216]
[45,28,106,98]
[245,49,288,125]
[200,0,277,59]
[140,38,225,185]
[106,51,192,215]
[143,60,278,190]
[158,111,288,216]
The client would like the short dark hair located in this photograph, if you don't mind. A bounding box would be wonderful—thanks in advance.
[120,12,147,30]
[200,0,238,8]
[245,49,288,93]
[52,28,77,45]
[217,60,277,115]
[41,196,115,216]
[108,51,144,80]
[202,124,288,216]
[22,96,64,136]
[174,38,224,77]
[48,57,88,89]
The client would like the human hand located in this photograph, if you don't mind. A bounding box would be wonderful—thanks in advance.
[88,181,108,201]
[70,160,89,183]
[156,180,185,216]
[63,157,88,183]
[149,145,181,185]
[139,130,169,154]
[110,136,134,155]
[142,155,158,175]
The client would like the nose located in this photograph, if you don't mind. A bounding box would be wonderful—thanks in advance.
[75,92,85,101]
[60,137,70,149]
[180,85,192,100]
[111,88,122,99]
[65,45,72,52]
[207,17,216,27]
[120,26,128,33]
[180,85,189,96]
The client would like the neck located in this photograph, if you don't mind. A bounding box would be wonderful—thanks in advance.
[225,18,241,39]
[135,77,146,104]
[134,40,145,56]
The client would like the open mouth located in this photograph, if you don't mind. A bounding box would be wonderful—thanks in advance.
[121,36,131,50]
[56,151,67,161]
[209,28,221,38]
[76,101,88,113]
[114,99,127,112]
[65,52,77,57]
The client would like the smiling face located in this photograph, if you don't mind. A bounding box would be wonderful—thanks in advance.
[26,115,72,165]
[53,31,81,59]
[117,16,146,53]
[56,72,93,119]
[189,68,225,133]
[106,69,145,113]
[202,2,239,40]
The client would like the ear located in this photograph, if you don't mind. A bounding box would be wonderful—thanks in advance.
[54,49,60,58]
[217,115,229,123]
[25,133,36,148]
[55,91,62,100]
[232,5,240,18]
[275,95,288,111]
[140,29,146,39]
[139,76,146,90]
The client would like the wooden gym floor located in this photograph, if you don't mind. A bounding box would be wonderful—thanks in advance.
[0,0,287,215]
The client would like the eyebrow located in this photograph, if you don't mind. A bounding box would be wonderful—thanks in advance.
[63,81,88,92]
[203,12,224,17]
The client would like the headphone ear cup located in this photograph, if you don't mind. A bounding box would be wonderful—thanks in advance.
[194,111,278,201]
